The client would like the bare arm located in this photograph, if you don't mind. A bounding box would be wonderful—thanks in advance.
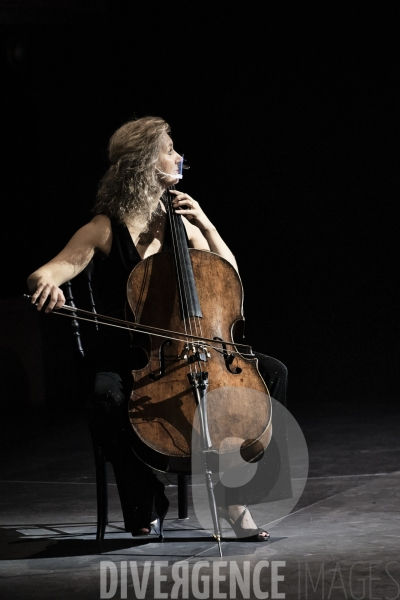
[170,190,238,272]
[27,214,112,312]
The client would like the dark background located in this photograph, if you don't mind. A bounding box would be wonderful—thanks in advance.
[1,1,398,418]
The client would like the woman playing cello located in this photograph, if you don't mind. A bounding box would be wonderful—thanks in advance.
[27,116,288,540]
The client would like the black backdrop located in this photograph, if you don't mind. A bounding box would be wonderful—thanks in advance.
[1,2,398,416]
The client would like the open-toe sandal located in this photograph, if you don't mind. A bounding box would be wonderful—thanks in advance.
[217,505,270,542]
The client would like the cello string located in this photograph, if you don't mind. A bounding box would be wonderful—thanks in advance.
[167,186,193,350]
[170,189,202,373]
[174,189,206,370]
[166,188,194,373]
[170,189,204,375]
[168,186,205,373]
[170,188,206,374]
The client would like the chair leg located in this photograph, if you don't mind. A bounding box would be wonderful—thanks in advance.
[92,437,108,541]
[177,474,189,519]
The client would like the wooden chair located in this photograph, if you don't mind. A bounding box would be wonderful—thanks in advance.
[63,262,189,541]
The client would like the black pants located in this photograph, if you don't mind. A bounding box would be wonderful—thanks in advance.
[87,352,289,532]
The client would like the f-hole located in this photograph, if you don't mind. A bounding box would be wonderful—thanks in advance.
[213,337,242,374]
[149,339,172,381]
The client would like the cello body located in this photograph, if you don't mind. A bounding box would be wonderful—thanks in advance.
[127,248,272,474]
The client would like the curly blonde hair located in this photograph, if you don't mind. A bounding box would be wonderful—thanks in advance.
[94,116,170,226]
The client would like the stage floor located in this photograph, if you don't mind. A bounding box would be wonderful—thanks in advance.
[1,404,399,599]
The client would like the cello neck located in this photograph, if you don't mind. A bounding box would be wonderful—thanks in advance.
[165,186,202,319]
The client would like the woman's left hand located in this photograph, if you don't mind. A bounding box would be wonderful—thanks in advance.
[169,189,238,270]
[170,190,214,233]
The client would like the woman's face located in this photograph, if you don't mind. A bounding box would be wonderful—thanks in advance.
[157,133,182,188]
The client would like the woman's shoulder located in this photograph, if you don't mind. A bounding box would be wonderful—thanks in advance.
[83,214,113,257]
[90,213,112,228]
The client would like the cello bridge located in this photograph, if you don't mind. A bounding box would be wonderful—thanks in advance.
[178,343,209,364]
[177,344,189,361]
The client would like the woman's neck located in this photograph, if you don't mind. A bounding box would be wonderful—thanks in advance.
[124,198,166,234]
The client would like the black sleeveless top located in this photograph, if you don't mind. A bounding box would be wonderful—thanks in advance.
[95,218,173,320]
[91,217,173,374]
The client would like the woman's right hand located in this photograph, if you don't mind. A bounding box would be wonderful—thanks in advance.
[27,215,112,312]
[30,277,66,313]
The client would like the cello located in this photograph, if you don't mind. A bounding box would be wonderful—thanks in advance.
[26,185,273,552]
[124,186,273,547]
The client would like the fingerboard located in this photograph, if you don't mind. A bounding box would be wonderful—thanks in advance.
[165,187,202,319]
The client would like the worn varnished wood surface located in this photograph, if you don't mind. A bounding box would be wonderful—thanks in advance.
[127,250,272,469]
